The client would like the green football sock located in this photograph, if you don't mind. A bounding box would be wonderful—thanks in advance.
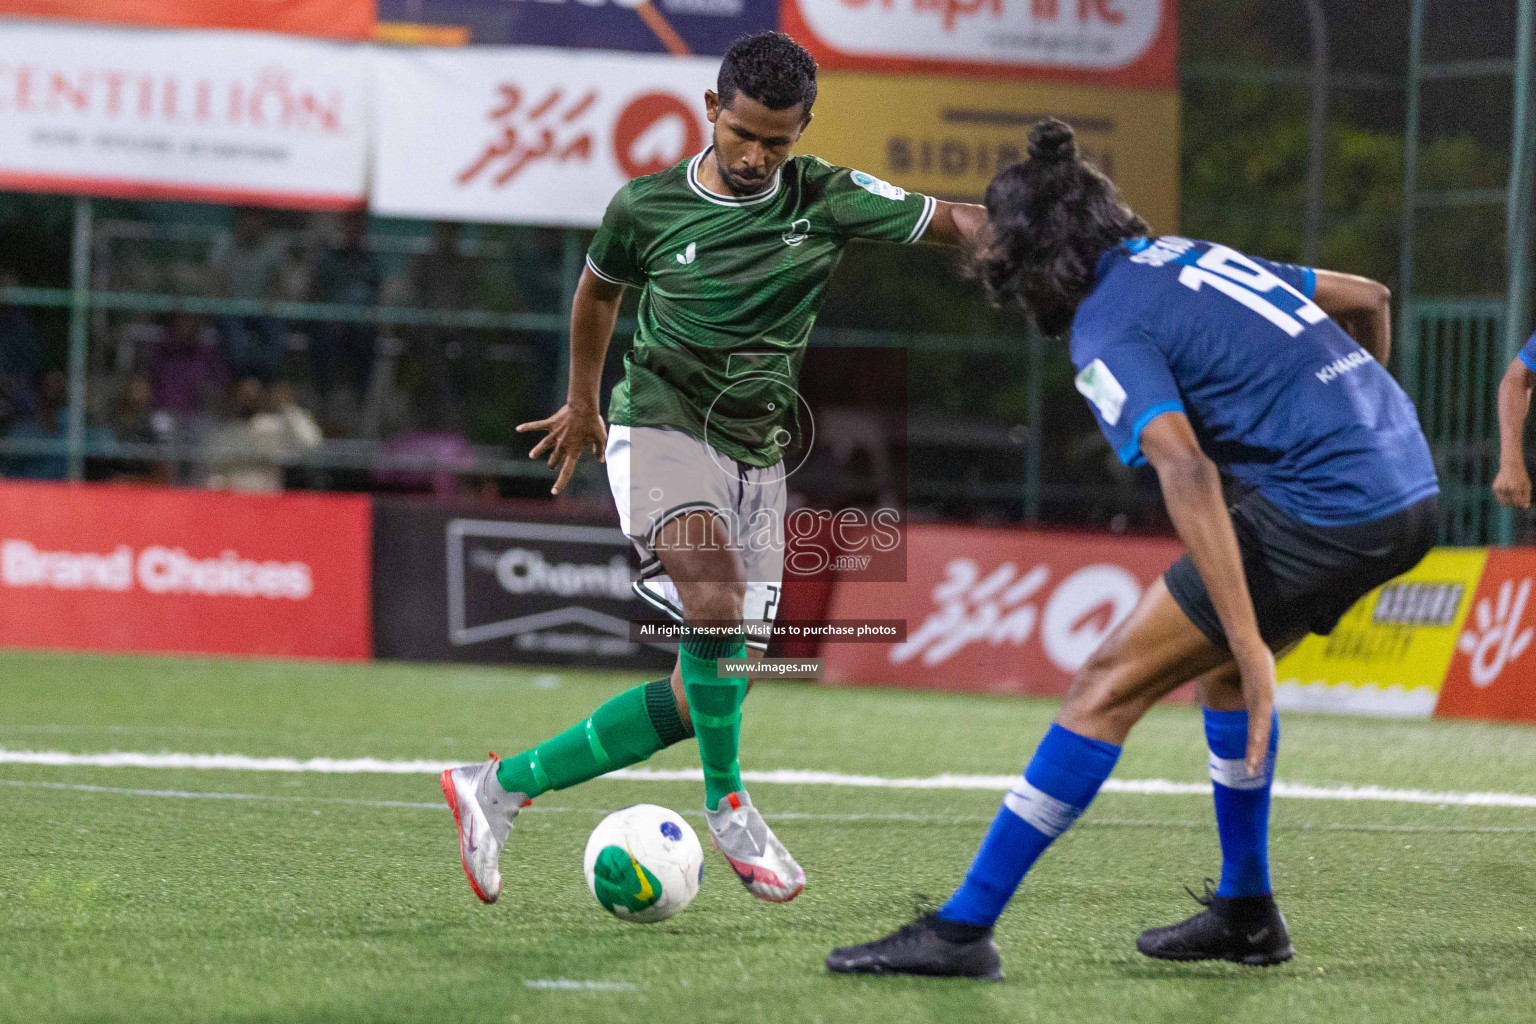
[495,679,691,799]
[680,633,749,809]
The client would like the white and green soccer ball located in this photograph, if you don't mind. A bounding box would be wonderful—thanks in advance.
[583,804,704,924]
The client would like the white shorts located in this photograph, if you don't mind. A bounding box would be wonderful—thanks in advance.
[605,424,785,651]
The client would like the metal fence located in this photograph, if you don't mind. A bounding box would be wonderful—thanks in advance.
[0,196,1170,530]
[1403,300,1513,545]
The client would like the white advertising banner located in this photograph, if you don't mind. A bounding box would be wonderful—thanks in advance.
[373,47,719,227]
[796,1,1162,71]
[0,22,368,208]
[782,0,1176,90]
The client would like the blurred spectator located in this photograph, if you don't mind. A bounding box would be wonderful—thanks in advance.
[108,372,173,484]
[203,377,321,493]
[0,268,42,432]
[209,208,288,384]
[269,378,324,450]
[407,222,481,417]
[410,222,480,310]
[520,229,567,413]
[371,397,475,498]
[4,370,114,481]
[311,211,381,428]
[146,312,225,423]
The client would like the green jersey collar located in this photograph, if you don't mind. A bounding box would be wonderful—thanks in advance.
[686,148,783,207]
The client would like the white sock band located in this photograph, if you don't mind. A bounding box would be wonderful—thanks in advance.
[1002,777,1082,838]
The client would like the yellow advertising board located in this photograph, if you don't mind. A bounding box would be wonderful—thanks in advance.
[1275,548,1490,718]
[804,72,1180,234]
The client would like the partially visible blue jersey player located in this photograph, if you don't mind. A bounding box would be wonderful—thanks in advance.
[1493,331,1536,509]
[828,119,1441,981]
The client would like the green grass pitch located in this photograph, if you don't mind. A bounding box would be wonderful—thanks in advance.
[2,649,1534,1023]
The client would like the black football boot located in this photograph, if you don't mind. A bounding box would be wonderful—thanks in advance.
[1136,880,1294,966]
[827,913,1004,981]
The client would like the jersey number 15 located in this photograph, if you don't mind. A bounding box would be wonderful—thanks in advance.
[1178,245,1327,338]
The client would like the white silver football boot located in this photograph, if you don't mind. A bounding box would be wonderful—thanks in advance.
[705,791,805,903]
[440,755,527,904]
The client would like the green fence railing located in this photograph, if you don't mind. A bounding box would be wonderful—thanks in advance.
[1406,299,1508,545]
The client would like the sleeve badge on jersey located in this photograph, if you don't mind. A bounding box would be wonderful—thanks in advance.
[1075,358,1128,426]
[850,170,907,202]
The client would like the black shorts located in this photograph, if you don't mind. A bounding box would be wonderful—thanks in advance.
[1164,490,1440,651]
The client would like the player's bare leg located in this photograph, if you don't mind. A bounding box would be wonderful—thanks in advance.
[830,580,1251,977]
[655,510,804,903]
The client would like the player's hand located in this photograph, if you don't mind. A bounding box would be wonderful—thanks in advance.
[1233,640,1277,777]
[1493,463,1532,509]
[516,403,607,495]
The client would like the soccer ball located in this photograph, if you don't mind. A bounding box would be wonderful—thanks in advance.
[583,804,704,923]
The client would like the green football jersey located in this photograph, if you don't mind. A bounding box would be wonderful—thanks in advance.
[586,149,936,467]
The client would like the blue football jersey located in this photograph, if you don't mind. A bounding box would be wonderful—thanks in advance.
[1518,331,1536,372]
[1070,236,1439,527]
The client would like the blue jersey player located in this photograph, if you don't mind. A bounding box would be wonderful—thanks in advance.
[1494,332,1536,508]
[828,119,1440,980]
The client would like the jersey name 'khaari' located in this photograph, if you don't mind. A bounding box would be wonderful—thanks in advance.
[586,149,935,467]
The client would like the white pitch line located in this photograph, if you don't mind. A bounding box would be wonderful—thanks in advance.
[6,779,1536,834]
[2,749,1536,809]
[0,778,447,810]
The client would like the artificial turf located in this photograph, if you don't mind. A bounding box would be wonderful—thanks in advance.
[1,650,1533,1023]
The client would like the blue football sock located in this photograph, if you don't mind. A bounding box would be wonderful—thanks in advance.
[1204,707,1280,898]
[938,724,1121,927]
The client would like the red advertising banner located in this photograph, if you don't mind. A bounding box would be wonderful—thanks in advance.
[1435,548,1536,723]
[782,0,1178,90]
[821,523,1180,696]
[0,482,371,660]
[0,0,376,41]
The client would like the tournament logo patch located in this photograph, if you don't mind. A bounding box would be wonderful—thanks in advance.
[850,170,907,202]
[1075,359,1128,426]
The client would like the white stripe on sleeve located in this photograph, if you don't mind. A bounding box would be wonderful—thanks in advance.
[904,194,938,244]
[584,254,633,287]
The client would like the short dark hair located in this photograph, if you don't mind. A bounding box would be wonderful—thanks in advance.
[717,31,818,114]
[971,119,1148,336]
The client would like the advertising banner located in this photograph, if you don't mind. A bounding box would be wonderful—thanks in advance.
[0,0,376,40]
[805,71,1178,229]
[372,46,717,226]
[819,524,1180,696]
[0,481,371,659]
[1434,549,1536,723]
[372,499,675,669]
[0,22,370,208]
[376,0,775,54]
[1274,548,1488,718]
[783,0,1177,90]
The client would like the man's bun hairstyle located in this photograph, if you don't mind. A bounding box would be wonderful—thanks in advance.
[718,31,818,114]
[1027,118,1078,163]
[973,119,1148,336]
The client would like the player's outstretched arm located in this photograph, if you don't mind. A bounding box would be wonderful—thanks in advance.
[1140,410,1275,775]
[922,201,988,246]
[516,267,624,495]
[1312,269,1392,365]
[1495,357,1536,508]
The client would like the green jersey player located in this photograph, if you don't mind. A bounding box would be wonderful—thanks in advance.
[442,31,985,908]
